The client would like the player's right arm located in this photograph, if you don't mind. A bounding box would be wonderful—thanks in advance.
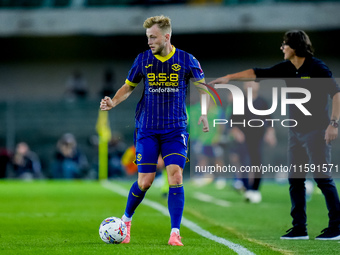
[209,69,256,85]
[100,83,135,111]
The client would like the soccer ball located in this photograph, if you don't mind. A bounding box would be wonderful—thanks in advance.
[99,217,127,244]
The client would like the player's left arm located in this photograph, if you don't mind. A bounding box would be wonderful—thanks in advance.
[194,80,210,132]
[189,54,209,132]
[325,92,340,144]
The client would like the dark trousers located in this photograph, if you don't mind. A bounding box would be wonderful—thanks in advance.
[288,129,340,229]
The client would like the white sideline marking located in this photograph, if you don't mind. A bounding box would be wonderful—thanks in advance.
[101,180,255,255]
[193,192,231,207]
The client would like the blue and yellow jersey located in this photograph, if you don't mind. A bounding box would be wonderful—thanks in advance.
[126,46,204,131]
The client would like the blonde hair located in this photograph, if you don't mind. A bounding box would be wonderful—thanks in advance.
[143,15,172,35]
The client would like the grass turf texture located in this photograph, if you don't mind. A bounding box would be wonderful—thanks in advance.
[0,180,339,255]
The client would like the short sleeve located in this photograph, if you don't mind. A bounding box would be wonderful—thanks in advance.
[189,55,205,83]
[126,54,144,87]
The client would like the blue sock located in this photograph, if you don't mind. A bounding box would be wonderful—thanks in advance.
[168,184,184,229]
[124,181,147,218]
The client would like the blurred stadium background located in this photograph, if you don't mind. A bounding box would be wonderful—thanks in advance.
[1,0,340,179]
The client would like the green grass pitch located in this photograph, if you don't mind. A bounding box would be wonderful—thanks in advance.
[0,180,339,255]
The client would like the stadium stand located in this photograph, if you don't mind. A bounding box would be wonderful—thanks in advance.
[0,0,339,178]
[0,0,339,9]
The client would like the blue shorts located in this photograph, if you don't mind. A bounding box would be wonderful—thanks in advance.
[134,128,189,173]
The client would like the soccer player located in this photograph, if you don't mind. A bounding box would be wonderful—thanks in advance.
[210,30,340,240]
[100,15,209,246]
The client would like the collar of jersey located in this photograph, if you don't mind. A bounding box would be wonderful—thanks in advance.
[154,46,176,62]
